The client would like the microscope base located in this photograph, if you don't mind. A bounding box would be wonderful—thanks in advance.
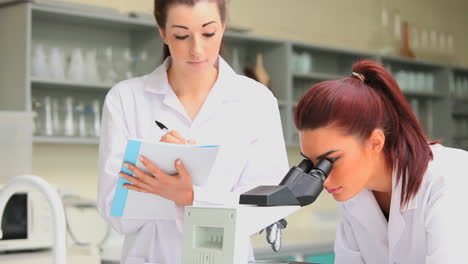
[181,205,301,264]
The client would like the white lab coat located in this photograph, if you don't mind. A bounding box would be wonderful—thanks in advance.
[97,57,289,264]
[334,144,468,264]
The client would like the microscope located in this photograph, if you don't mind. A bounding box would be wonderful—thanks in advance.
[181,158,333,264]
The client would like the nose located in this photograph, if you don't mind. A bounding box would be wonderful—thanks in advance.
[323,172,333,189]
[190,35,203,58]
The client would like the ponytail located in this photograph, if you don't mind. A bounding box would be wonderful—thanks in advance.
[354,61,434,206]
[294,60,434,206]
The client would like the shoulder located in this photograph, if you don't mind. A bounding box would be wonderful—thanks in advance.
[229,74,278,106]
[419,144,468,202]
[219,56,276,103]
[425,144,468,183]
[106,75,147,99]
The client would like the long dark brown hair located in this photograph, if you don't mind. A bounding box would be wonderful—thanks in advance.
[294,60,435,207]
[154,0,227,61]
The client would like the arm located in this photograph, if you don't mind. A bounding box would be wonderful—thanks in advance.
[334,206,365,264]
[97,86,149,235]
[193,94,289,206]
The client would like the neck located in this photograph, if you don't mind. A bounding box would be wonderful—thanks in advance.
[367,152,393,194]
[368,152,393,217]
[167,62,218,98]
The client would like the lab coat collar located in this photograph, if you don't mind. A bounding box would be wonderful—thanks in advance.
[143,57,172,95]
[143,56,240,101]
[391,169,419,213]
[143,56,241,124]
[387,168,418,255]
[343,167,419,253]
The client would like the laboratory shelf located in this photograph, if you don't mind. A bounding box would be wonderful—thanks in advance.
[0,0,467,149]
[452,111,468,118]
[381,55,448,69]
[31,2,156,30]
[293,72,344,81]
[454,97,468,104]
[34,136,100,144]
[402,91,446,99]
[31,78,112,90]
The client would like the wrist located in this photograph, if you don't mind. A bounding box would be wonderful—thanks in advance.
[187,188,194,205]
[177,188,194,206]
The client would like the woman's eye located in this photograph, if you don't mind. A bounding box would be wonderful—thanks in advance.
[203,32,215,38]
[328,156,341,163]
[175,35,189,40]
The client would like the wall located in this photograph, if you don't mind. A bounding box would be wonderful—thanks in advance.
[59,0,468,66]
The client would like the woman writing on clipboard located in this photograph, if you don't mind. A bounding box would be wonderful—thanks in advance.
[97,0,289,263]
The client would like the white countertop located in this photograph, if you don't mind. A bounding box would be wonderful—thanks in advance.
[0,245,101,264]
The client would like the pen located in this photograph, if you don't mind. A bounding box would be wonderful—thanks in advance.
[155,120,194,145]
[155,120,168,133]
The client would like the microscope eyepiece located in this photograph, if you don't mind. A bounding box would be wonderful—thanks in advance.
[297,159,314,173]
[315,158,333,175]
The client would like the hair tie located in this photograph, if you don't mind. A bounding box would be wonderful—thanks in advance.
[351,72,366,82]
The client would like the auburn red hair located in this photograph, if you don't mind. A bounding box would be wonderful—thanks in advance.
[294,60,434,206]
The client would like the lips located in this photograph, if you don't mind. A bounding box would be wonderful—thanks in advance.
[188,60,207,64]
[326,187,343,194]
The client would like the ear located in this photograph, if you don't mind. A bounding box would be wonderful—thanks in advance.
[367,129,385,152]
[157,25,168,44]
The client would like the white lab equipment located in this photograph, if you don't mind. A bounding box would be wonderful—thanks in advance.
[0,175,66,264]
[182,205,300,264]
[63,96,75,136]
[49,46,66,80]
[85,99,101,137]
[68,48,85,82]
[0,183,53,252]
[31,43,50,79]
[75,101,86,137]
[84,48,100,83]
[43,96,53,136]
[98,46,118,83]
[182,159,333,264]
[0,111,34,184]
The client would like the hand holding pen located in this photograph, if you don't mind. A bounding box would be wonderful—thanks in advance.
[155,120,196,145]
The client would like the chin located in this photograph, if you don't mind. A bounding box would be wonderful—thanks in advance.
[332,191,358,202]
[333,195,348,202]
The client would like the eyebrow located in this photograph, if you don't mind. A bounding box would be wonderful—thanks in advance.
[301,149,339,161]
[202,21,216,27]
[171,21,217,30]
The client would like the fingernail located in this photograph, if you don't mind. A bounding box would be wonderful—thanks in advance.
[124,163,129,168]
[176,159,181,166]
[138,156,144,162]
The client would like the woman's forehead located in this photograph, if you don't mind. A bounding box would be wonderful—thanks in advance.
[299,128,359,155]
[166,2,221,28]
